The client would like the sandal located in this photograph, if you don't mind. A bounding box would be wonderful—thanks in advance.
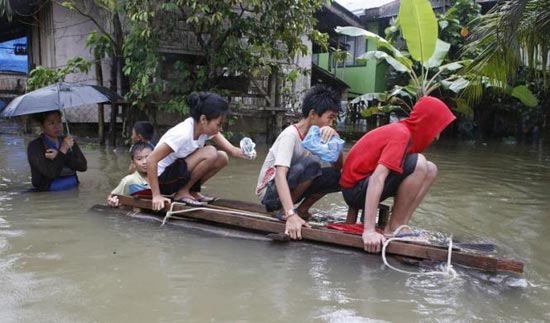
[273,210,286,221]
[173,197,206,207]
[196,195,218,203]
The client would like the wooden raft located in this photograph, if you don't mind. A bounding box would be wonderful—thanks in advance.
[112,194,524,274]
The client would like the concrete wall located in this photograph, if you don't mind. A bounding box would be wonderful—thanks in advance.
[31,1,114,123]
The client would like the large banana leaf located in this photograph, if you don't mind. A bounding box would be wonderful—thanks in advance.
[439,61,470,72]
[423,39,450,68]
[399,0,438,64]
[442,78,470,93]
[358,51,410,73]
[336,26,413,69]
[350,92,386,104]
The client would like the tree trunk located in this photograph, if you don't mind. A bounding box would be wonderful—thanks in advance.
[109,12,124,147]
[95,56,105,145]
[115,12,130,139]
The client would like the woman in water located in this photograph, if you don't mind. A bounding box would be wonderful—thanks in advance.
[27,111,87,191]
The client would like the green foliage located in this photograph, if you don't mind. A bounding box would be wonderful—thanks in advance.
[399,0,438,64]
[339,0,538,120]
[27,57,92,90]
[87,31,114,59]
[464,0,549,105]
[123,0,326,111]
[438,0,481,60]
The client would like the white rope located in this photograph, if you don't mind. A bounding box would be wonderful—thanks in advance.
[381,225,457,279]
[161,202,282,227]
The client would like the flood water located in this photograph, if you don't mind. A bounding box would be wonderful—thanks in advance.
[1,122,549,322]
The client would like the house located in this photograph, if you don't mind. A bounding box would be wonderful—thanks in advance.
[1,1,354,142]
[314,0,498,101]
[0,0,115,124]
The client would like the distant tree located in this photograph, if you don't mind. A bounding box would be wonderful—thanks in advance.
[337,0,537,120]
[61,0,127,146]
[466,0,550,93]
[123,0,327,114]
[27,57,91,90]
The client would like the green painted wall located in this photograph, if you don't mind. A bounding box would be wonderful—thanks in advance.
[366,21,388,95]
[314,21,389,99]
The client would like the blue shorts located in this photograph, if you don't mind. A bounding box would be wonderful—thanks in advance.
[341,154,418,209]
[261,156,341,212]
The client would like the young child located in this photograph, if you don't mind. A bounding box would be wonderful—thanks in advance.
[256,84,344,240]
[147,91,254,211]
[108,142,153,207]
[131,121,155,149]
[128,121,155,173]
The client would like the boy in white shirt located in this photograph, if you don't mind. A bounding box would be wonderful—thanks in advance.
[256,85,344,240]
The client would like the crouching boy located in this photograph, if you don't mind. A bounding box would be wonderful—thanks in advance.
[256,85,344,240]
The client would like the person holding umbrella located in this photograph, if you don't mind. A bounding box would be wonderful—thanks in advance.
[27,110,87,191]
[0,82,121,191]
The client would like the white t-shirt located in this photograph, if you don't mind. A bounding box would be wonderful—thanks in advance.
[256,125,312,200]
[157,117,211,176]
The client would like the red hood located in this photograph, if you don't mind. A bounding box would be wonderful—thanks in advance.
[401,96,456,153]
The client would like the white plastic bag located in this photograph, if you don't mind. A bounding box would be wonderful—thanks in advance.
[240,137,257,160]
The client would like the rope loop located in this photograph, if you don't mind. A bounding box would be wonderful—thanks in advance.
[381,225,457,279]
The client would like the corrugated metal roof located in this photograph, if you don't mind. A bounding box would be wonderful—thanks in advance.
[335,0,396,16]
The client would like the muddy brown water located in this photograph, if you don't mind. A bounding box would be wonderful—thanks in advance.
[1,127,549,322]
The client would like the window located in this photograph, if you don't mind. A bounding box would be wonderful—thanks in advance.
[336,35,366,67]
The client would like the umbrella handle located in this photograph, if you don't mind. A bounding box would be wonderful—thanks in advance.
[62,110,73,152]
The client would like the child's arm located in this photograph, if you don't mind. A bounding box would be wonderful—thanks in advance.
[274,166,310,240]
[108,177,127,207]
[107,194,120,207]
[146,143,173,211]
[211,133,252,159]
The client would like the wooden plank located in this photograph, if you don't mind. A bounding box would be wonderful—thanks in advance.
[113,195,524,274]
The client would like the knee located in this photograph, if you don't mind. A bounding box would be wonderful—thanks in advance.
[200,145,218,161]
[426,161,438,181]
[414,154,428,175]
[216,150,229,167]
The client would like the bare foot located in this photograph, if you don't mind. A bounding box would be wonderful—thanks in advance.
[296,208,313,221]
[190,192,217,203]
[383,225,412,238]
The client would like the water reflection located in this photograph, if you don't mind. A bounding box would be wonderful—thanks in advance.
[0,126,549,322]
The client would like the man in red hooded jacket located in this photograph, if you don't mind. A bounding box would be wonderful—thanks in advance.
[340,96,456,253]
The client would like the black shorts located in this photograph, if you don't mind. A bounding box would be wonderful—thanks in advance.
[341,154,418,209]
[262,156,341,212]
[158,158,200,195]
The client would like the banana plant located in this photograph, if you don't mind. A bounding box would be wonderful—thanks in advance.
[335,0,537,116]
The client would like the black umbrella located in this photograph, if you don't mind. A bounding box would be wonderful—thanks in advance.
[0,82,121,118]
[0,82,122,134]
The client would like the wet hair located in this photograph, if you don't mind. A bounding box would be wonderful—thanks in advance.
[187,92,229,121]
[133,121,154,141]
[301,84,341,118]
[130,141,154,160]
[32,110,62,124]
